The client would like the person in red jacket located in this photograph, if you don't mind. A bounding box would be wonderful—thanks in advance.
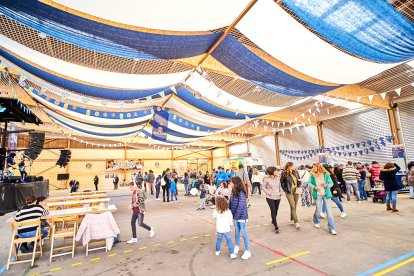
[369,161,381,181]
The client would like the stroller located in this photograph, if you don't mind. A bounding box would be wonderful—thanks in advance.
[372,180,386,203]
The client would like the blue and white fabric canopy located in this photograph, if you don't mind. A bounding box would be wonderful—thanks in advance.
[1,0,413,144]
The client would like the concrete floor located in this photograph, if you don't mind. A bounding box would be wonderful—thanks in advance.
[1,186,413,276]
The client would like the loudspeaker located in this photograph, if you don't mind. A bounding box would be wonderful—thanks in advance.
[24,132,45,161]
[24,176,37,182]
[56,150,71,168]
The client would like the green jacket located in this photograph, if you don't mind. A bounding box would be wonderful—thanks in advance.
[308,173,334,199]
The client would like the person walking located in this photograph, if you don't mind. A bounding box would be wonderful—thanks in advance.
[213,196,237,259]
[134,172,144,188]
[281,162,301,229]
[155,175,162,201]
[93,175,99,191]
[170,176,178,203]
[380,162,401,212]
[197,184,207,211]
[309,163,338,235]
[127,183,155,243]
[407,161,414,199]
[215,166,228,188]
[147,170,155,195]
[261,166,283,233]
[342,161,361,203]
[183,172,190,196]
[229,176,251,260]
[162,169,171,202]
[236,164,252,205]
[356,162,368,200]
[251,168,262,196]
[113,174,119,190]
[298,165,312,207]
[323,165,347,218]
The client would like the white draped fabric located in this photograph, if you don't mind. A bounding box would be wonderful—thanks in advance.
[0,34,190,89]
[51,0,250,32]
[237,0,399,84]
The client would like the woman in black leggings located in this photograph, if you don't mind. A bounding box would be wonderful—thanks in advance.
[261,166,283,233]
[127,183,154,243]
[162,169,171,202]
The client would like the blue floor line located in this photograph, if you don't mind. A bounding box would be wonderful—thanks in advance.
[0,257,15,275]
[357,251,414,276]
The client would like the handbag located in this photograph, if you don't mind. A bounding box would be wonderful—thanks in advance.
[295,187,303,195]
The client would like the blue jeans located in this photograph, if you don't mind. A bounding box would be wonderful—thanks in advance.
[386,190,398,207]
[215,232,234,254]
[322,196,344,213]
[359,179,367,199]
[18,228,48,239]
[234,220,250,252]
[314,195,335,231]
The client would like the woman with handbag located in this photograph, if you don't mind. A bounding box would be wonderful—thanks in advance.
[298,165,312,207]
[309,163,337,235]
[262,166,283,233]
[323,165,347,218]
[379,162,401,212]
[281,162,302,229]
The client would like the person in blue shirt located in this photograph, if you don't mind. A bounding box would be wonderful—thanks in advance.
[216,166,228,188]
[170,177,178,202]
[228,166,236,178]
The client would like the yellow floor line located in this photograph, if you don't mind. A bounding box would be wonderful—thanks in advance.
[153,243,161,247]
[167,241,175,244]
[203,234,211,237]
[191,236,199,239]
[90,258,100,262]
[108,253,117,257]
[49,267,62,272]
[139,246,148,250]
[180,238,187,241]
[124,250,133,253]
[266,251,311,265]
[71,262,82,266]
[373,256,414,276]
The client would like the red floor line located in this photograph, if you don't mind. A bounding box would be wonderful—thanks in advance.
[182,209,326,275]
[250,239,327,275]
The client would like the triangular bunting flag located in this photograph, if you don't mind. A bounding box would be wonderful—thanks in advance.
[395,88,401,96]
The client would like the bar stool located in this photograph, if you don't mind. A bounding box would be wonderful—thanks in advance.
[49,216,78,262]
[7,219,43,270]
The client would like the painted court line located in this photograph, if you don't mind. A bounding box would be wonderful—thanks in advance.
[373,256,414,276]
[139,246,148,250]
[108,253,117,257]
[71,262,82,266]
[90,258,100,262]
[49,267,62,272]
[357,251,414,276]
[266,251,311,265]
[124,250,133,253]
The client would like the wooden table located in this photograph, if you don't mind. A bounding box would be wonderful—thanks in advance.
[43,204,117,219]
[48,194,107,202]
[69,191,107,196]
[47,198,110,208]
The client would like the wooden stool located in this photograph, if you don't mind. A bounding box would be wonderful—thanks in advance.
[7,219,43,270]
[49,216,78,262]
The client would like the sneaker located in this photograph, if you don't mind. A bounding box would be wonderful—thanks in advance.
[241,251,251,260]
[347,201,351,204]
[330,229,338,235]
[234,245,240,254]
[149,228,155,238]
[275,227,280,234]
[289,221,295,225]
[155,198,161,201]
[314,224,320,229]
[175,200,179,203]
[196,208,201,211]
[202,208,205,210]
[357,201,361,204]
[340,212,347,218]
[210,205,216,209]
[320,213,326,219]
[295,223,301,229]
[215,251,220,256]
[230,253,237,259]
[127,238,137,244]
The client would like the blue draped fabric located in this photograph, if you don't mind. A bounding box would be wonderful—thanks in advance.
[176,87,262,119]
[150,122,204,139]
[168,114,219,132]
[211,36,339,97]
[152,109,169,142]
[1,49,171,100]
[0,0,221,60]
[141,130,187,145]
[281,0,414,63]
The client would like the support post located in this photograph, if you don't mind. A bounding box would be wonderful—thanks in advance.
[317,121,325,148]
[225,145,230,159]
[387,108,400,145]
[210,149,214,172]
[123,144,127,180]
[65,139,71,189]
[274,132,281,166]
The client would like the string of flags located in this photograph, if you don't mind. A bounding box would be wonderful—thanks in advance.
[280,136,394,160]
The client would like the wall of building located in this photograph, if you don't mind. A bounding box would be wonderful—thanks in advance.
[398,101,414,162]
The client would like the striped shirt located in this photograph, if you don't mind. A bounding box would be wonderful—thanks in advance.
[13,205,49,234]
[342,166,361,181]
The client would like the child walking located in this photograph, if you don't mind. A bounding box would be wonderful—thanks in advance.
[229,176,251,260]
[170,177,178,202]
[213,196,237,259]
[197,184,207,210]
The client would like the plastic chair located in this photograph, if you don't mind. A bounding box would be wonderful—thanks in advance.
[7,219,43,270]
[49,216,78,262]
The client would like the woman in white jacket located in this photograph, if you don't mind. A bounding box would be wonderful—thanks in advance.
[251,168,263,196]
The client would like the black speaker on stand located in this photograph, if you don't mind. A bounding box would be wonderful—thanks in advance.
[23,132,45,161]
[56,150,71,168]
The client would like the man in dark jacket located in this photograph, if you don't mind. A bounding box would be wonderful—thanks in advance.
[94,175,99,191]
[162,169,171,202]
[113,174,119,190]
[147,170,155,195]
